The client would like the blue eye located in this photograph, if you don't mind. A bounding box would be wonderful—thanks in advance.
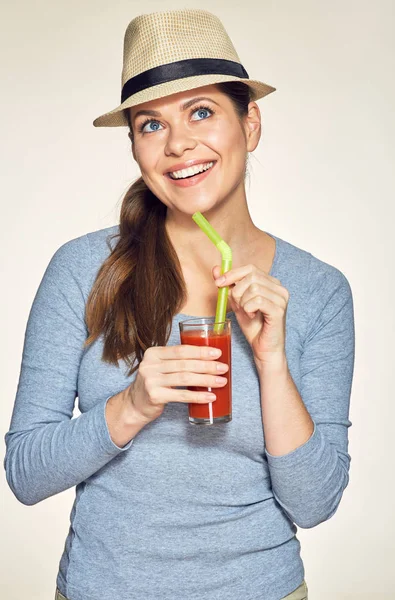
[140,120,162,134]
[191,107,212,121]
[138,105,215,134]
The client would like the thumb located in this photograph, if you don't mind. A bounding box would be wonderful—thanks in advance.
[212,264,222,279]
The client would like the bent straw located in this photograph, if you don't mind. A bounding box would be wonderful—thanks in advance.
[192,212,233,334]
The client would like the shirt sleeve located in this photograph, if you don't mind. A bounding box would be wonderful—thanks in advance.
[4,235,134,506]
[265,261,355,528]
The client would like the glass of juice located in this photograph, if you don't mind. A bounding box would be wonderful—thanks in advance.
[179,317,232,425]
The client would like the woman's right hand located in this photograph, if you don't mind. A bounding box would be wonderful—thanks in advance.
[125,345,229,423]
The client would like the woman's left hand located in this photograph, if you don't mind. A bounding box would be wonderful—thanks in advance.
[212,264,290,369]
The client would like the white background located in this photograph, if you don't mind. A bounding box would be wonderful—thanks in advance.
[1,1,394,598]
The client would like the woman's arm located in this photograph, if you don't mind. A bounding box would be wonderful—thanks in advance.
[260,264,355,529]
[4,235,142,506]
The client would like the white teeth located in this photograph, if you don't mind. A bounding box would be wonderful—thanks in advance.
[169,161,214,179]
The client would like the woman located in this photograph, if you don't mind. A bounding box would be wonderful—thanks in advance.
[4,9,355,600]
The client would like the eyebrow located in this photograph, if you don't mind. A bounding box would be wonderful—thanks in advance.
[132,96,221,122]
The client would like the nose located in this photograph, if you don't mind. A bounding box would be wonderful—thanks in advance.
[164,123,197,157]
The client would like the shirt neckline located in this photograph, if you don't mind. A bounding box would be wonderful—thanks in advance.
[175,231,281,320]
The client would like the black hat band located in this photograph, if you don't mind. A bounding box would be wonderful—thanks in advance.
[121,58,250,103]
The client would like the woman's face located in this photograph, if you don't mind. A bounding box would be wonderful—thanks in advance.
[128,84,261,216]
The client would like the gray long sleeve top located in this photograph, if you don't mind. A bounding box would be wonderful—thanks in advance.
[4,225,355,600]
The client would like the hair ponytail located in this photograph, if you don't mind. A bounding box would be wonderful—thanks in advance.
[84,178,187,376]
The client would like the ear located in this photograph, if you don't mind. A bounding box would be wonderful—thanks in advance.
[244,102,261,153]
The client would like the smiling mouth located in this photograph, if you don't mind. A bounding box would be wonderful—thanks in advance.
[169,171,199,180]
[166,162,216,180]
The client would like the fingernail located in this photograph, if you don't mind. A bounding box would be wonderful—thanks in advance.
[216,276,226,284]
[209,348,221,356]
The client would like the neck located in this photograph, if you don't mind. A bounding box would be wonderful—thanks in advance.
[164,196,260,269]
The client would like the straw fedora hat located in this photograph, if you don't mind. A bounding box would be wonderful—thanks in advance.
[93,8,276,128]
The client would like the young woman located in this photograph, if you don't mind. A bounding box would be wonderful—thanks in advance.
[4,9,355,600]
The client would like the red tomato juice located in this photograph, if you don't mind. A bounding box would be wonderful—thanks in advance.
[179,329,232,420]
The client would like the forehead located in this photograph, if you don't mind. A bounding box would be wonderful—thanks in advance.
[129,84,224,118]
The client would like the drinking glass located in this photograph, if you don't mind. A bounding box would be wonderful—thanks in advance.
[179,317,232,424]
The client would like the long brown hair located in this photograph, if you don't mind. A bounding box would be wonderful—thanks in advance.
[84,82,252,376]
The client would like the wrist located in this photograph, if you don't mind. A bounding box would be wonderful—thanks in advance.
[120,386,152,426]
[105,388,149,448]
[254,352,288,376]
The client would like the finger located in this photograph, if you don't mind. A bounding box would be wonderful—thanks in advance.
[214,265,252,287]
[155,358,229,374]
[270,276,282,285]
[242,295,285,317]
[229,276,266,307]
[212,264,222,279]
[230,275,288,308]
[215,265,282,288]
[212,264,229,283]
[146,345,222,363]
[157,372,228,389]
[238,283,287,310]
[150,387,217,404]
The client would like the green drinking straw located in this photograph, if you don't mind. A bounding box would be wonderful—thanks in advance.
[192,212,233,334]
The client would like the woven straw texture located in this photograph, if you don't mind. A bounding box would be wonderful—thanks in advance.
[93,9,276,128]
